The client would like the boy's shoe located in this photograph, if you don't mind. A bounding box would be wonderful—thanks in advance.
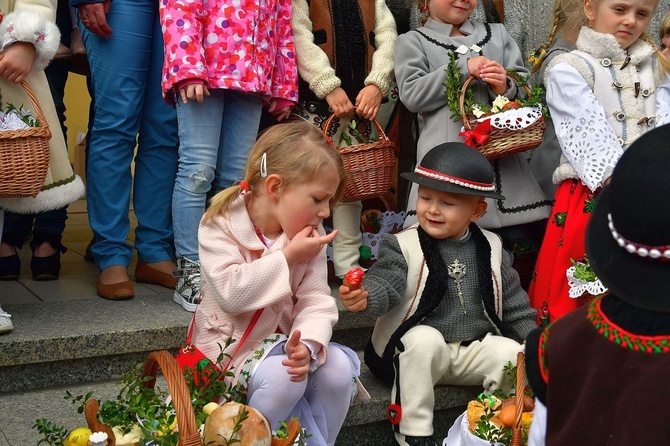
[173,258,201,312]
[0,312,13,334]
[393,433,438,446]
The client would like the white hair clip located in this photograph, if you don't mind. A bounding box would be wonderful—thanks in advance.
[260,152,268,178]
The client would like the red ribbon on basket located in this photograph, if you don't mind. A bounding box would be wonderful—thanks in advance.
[459,119,491,148]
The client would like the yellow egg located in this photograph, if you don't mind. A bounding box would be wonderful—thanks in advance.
[65,427,92,446]
[521,411,533,430]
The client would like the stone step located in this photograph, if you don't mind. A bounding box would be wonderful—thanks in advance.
[0,286,374,393]
[0,350,476,446]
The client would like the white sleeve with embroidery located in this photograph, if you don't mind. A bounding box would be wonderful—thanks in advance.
[546,63,622,192]
[655,76,670,127]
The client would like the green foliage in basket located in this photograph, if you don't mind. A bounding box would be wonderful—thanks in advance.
[33,419,70,446]
[570,257,598,283]
[2,103,39,127]
[472,361,533,446]
[34,340,248,446]
[443,55,549,123]
[339,118,376,146]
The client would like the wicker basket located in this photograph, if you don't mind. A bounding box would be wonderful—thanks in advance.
[0,81,51,198]
[323,114,397,206]
[85,350,203,446]
[459,73,545,160]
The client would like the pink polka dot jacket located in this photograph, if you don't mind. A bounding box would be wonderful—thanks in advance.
[159,0,298,104]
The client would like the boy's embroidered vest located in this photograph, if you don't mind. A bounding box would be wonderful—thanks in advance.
[364,225,503,383]
[299,0,376,106]
[548,46,659,184]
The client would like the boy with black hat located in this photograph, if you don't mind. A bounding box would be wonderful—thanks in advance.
[340,142,537,446]
[525,124,670,446]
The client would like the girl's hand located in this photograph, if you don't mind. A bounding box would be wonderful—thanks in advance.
[268,99,293,121]
[78,0,113,39]
[180,82,210,104]
[355,84,382,120]
[468,57,507,96]
[283,330,311,382]
[325,87,355,117]
[282,227,338,266]
[0,42,36,83]
[339,285,369,312]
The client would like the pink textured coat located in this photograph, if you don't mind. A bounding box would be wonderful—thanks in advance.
[193,197,338,381]
[159,0,298,103]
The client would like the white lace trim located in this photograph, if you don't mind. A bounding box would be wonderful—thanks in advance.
[481,106,543,130]
[566,266,609,299]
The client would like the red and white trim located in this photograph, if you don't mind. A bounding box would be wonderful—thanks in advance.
[414,166,496,192]
[608,213,670,261]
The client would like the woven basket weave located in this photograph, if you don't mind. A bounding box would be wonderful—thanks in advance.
[0,81,51,198]
[85,350,203,446]
[459,73,545,160]
[323,114,397,206]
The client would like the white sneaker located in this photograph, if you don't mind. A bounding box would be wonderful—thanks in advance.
[173,258,201,312]
[0,312,13,334]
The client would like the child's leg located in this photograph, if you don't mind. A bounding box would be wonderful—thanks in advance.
[331,200,363,277]
[393,325,450,442]
[439,333,523,394]
[303,344,357,446]
[247,353,308,430]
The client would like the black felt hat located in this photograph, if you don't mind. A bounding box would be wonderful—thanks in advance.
[401,142,504,200]
[586,124,670,313]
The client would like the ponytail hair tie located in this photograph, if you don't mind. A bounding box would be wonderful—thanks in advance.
[239,180,251,196]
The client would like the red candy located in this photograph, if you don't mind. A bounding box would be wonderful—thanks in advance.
[343,267,365,289]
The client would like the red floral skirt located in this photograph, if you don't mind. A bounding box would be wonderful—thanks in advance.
[529,179,599,324]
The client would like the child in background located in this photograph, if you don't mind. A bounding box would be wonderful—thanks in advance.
[340,143,536,446]
[529,0,670,323]
[0,0,86,281]
[659,11,670,58]
[192,121,368,446]
[291,0,397,279]
[159,0,298,311]
[396,0,551,264]
[527,0,582,201]
[526,126,670,445]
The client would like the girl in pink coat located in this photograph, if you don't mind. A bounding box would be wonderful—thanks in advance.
[193,121,369,446]
[159,0,298,311]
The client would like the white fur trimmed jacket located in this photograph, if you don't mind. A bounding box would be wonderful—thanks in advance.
[0,0,85,213]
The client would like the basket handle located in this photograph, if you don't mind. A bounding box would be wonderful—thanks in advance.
[84,399,117,446]
[141,350,203,446]
[19,81,49,130]
[85,351,203,446]
[459,72,532,131]
[321,113,389,149]
[510,351,526,446]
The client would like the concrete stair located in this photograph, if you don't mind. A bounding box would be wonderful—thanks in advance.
[0,285,475,445]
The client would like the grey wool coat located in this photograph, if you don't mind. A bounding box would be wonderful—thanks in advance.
[395,18,551,229]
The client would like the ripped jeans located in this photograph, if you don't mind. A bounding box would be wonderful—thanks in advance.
[173,89,263,260]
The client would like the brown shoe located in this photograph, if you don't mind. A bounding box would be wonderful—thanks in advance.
[97,279,134,300]
[55,43,71,60]
[135,261,177,289]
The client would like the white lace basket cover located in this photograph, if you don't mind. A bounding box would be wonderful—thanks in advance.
[566,266,609,299]
[478,106,543,131]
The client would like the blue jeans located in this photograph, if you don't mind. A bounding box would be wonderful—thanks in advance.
[172,89,262,260]
[80,0,178,270]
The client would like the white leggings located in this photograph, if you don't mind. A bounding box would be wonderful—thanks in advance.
[247,343,356,446]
